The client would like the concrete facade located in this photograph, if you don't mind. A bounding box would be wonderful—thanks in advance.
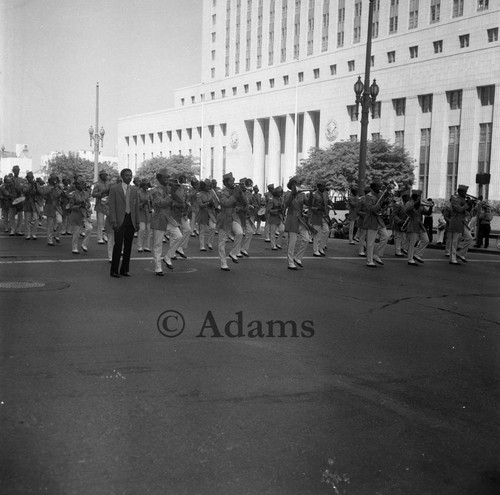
[118,0,500,200]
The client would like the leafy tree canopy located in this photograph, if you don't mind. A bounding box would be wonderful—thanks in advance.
[296,139,415,195]
[136,155,200,185]
[46,152,119,183]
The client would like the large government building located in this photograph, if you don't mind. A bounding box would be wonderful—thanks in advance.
[117,0,499,200]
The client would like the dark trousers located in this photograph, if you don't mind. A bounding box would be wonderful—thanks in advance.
[111,213,135,274]
[477,223,491,248]
[423,216,433,243]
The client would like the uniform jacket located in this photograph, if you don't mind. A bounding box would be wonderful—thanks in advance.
[150,185,172,231]
[266,195,284,225]
[362,191,385,230]
[309,190,329,226]
[42,184,63,217]
[448,194,469,234]
[403,199,426,234]
[68,189,91,227]
[284,191,307,233]
[108,182,140,230]
[137,187,152,223]
[216,187,237,231]
[391,201,408,232]
[92,179,111,213]
[347,195,359,221]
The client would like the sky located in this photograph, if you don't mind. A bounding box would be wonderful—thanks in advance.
[0,0,203,170]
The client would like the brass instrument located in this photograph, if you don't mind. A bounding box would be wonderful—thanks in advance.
[420,199,434,208]
[375,179,398,206]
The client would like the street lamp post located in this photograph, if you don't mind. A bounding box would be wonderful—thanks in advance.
[353,0,379,193]
[88,82,105,183]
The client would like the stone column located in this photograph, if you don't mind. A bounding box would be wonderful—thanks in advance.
[268,116,281,186]
[253,119,266,190]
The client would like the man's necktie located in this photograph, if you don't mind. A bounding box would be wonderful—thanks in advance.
[125,185,131,214]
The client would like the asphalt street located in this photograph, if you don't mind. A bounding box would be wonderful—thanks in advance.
[0,230,499,494]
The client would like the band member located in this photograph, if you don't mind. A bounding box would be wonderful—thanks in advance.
[266,186,284,250]
[150,168,173,276]
[347,187,359,244]
[108,168,140,277]
[22,171,43,240]
[59,177,72,235]
[137,178,152,253]
[442,198,452,256]
[42,173,63,246]
[216,172,243,271]
[363,180,390,267]
[174,175,192,258]
[240,178,255,257]
[68,177,93,254]
[309,180,330,257]
[404,189,429,266]
[168,177,191,260]
[355,186,371,257]
[189,178,200,237]
[252,185,264,234]
[263,183,275,242]
[284,177,310,270]
[449,184,473,264]
[91,170,111,244]
[196,179,216,251]
[9,165,25,235]
[391,190,409,257]
[0,177,10,232]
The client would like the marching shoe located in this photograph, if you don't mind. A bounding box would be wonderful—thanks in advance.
[138,249,143,253]
[366,262,377,268]
[97,240,106,245]
[241,250,250,257]
[207,244,213,250]
[374,257,384,265]
[155,271,164,276]
[228,254,239,264]
[271,247,278,251]
[82,246,88,253]
[313,252,322,257]
[236,253,244,258]
[221,266,231,271]
[55,237,60,243]
[143,248,151,253]
[319,251,326,257]
[162,258,174,270]
[358,252,366,257]
[457,255,468,263]
[287,265,298,270]
[32,236,37,240]
[47,242,54,246]
[110,272,120,278]
[408,261,418,266]
[294,259,303,268]
[72,250,80,255]
[449,261,460,265]
[413,255,424,264]
[395,253,405,257]
[119,272,131,277]
[200,247,207,251]
[277,245,283,250]
[176,250,187,259]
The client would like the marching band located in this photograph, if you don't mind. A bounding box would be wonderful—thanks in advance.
[0,164,496,274]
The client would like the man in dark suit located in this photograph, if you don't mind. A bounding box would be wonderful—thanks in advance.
[108,168,140,278]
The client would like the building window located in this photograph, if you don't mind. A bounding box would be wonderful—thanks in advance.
[330,64,337,75]
[222,146,227,175]
[256,81,262,91]
[212,32,216,42]
[181,98,185,106]
[477,0,489,11]
[283,75,289,85]
[211,49,216,60]
[433,40,443,53]
[210,91,215,100]
[269,78,275,88]
[409,0,419,29]
[313,68,320,79]
[211,67,215,78]
[298,71,304,82]
[372,133,381,141]
[244,84,249,93]
[389,0,399,34]
[208,125,215,138]
[212,14,216,25]
[395,130,404,148]
[459,34,469,48]
[478,85,495,106]
[166,131,172,142]
[478,123,492,178]
[447,126,460,199]
[452,0,464,17]
[487,28,498,42]
[347,105,358,121]
[419,94,433,113]
[387,51,396,63]
[191,96,195,104]
[447,90,462,110]
[220,123,227,136]
[419,128,431,196]
[232,86,237,95]
[409,46,418,58]
[430,0,440,23]
[371,55,375,67]
[393,98,406,116]
[348,60,355,71]
[372,102,381,119]
[210,147,214,178]
[350,135,358,142]
[353,0,362,43]
[186,128,192,139]
[221,89,226,98]
[337,0,345,47]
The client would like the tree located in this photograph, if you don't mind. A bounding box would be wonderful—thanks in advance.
[296,139,415,195]
[136,155,200,184]
[46,152,119,183]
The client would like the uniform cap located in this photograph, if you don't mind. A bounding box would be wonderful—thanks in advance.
[223,172,234,181]
[412,189,423,196]
[457,184,469,191]
[157,168,169,176]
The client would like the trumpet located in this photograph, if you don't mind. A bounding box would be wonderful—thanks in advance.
[375,179,398,206]
[420,199,434,207]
